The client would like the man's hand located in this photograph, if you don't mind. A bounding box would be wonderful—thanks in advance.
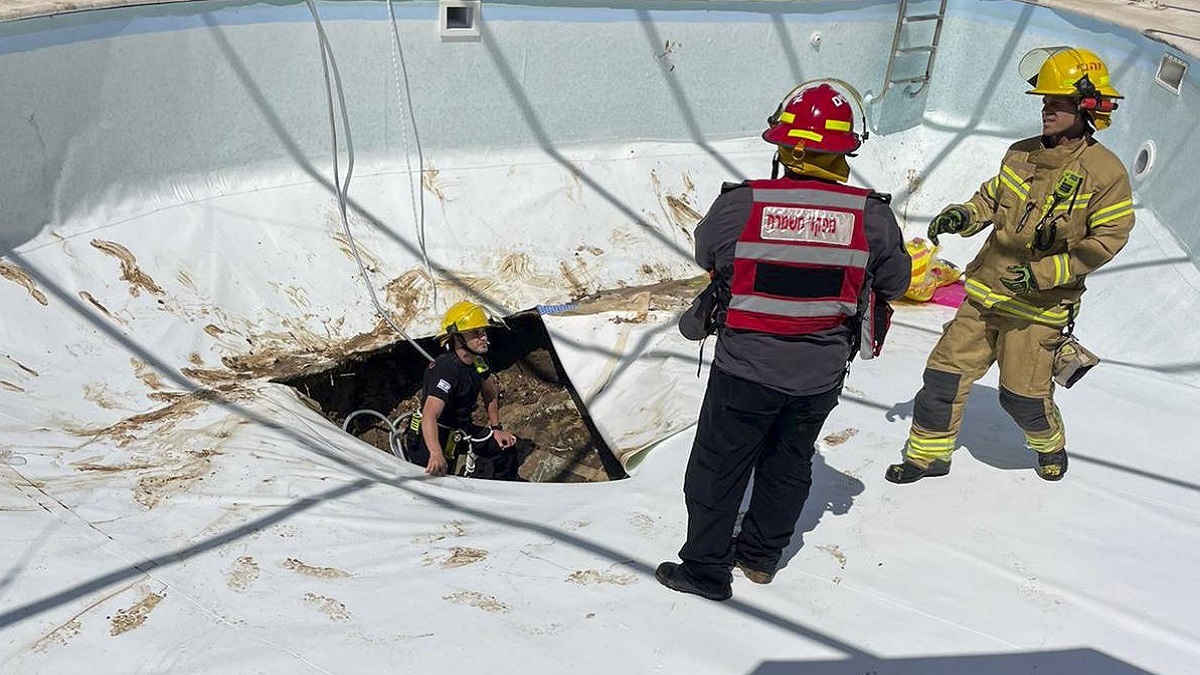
[425,453,448,477]
[1000,264,1038,295]
[927,205,969,245]
[494,430,517,449]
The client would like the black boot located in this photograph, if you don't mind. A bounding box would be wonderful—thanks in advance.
[1036,449,1068,481]
[885,459,950,484]
[655,562,732,601]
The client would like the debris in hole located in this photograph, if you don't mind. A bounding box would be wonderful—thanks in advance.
[280,312,626,483]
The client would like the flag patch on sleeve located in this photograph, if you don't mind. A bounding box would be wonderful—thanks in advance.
[436,379,452,393]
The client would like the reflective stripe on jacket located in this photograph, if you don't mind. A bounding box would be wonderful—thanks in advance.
[725,178,871,335]
[953,135,1134,325]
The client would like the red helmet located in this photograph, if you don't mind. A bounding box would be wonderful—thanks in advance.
[763,81,864,154]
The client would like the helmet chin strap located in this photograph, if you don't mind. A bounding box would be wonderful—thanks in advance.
[451,333,487,357]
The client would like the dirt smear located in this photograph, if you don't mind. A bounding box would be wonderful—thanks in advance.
[90,239,165,297]
[565,570,636,586]
[440,547,489,569]
[109,590,165,636]
[817,544,847,569]
[79,291,119,322]
[71,385,243,448]
[822,428,859,447]
[411,520,469,544]
[385,268,434,324]
[129,358,167,391]
[227,556,260,592]
[304,593,352,621]
[422,165,451,202]
[176,270,196,291]
[134,448,219,509]
[283,557,352,579]
[0,380,25,393]
[220,318,397,382]
[31,619,81,652]
[83,383,122,410]
[562,276,705,317]
[650,169,701,245]
[2,354,39,377]
[330,230,383,273]
[443,591,509,613]
[0,261,49,305]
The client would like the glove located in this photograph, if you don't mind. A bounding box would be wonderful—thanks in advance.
[1000,264,1039,295]
[927,205,969,245]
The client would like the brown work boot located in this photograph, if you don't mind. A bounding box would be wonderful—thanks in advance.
[734,559,775,585]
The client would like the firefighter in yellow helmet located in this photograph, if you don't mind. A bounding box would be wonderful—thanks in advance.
[409,301,518,478]
[888,47,1134,484]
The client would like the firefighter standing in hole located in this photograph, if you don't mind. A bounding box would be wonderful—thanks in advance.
[658,80,911,601]
[408,301,519,479]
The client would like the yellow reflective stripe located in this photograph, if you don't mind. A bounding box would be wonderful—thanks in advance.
[963,278,1070,326]
[984,177,999,200]
[1089,199,1135,227]
[1053,194,1091,211]
[779,111,795,124]
[1091,207,1134,227]
[1000,165,1030,197]
[1051,253,1071,286]
[825,119,852,131]
[1092,199,1133,218]
[787,129,823,141]
[907,434,957,461]
[1026,430,1064,452]
[909,437,956,449]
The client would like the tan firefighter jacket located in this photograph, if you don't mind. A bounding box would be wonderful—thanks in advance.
[951,134,1135,326]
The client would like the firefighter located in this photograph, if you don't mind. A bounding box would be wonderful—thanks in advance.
[409,301,519,479]
[888,47,1135,485]
[657,80,911,601]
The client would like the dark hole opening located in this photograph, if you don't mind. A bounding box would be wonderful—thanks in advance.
[445,6,474,30]
[278,310,626,483]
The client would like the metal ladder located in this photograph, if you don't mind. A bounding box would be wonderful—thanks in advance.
[871,0,949,104]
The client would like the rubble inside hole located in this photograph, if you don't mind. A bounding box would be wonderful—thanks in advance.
[280,311,626,483]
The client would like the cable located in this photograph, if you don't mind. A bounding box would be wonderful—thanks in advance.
[386,0,437,310]
[342,409,407,460]
[303,0,435,363]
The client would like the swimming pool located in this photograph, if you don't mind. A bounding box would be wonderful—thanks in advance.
[2,2,1198,673]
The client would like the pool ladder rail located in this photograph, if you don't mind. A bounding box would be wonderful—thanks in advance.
[872,0,949,104]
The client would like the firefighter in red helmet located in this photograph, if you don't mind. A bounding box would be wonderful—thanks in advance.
[657,80,911,601]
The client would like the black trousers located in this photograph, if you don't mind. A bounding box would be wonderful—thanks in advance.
[408,425,518,480]
[680,366,840,584]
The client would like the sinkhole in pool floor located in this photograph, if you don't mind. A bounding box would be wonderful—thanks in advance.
[280,311,627,483]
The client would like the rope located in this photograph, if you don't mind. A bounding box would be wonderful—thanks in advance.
[386,0,437,311]
[303,0,434,363]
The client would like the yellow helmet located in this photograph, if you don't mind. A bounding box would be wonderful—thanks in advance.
[1020,47,1122,129]
[440,301,503,339]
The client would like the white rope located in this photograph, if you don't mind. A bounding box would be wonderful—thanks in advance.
[303,0,434,363]
[386,0,437,311]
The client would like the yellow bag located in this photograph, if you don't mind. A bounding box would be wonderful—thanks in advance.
[904,238,962,302]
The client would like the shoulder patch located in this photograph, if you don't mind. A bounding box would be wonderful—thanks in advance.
[436,378,452,393]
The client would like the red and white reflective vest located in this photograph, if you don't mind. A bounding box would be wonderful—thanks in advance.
[725,178,872,336]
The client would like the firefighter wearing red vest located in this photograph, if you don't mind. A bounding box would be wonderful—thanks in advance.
[657,80,911,601]
[887,47,1134,485]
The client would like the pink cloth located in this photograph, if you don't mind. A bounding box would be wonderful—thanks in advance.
[930,281,966,308]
